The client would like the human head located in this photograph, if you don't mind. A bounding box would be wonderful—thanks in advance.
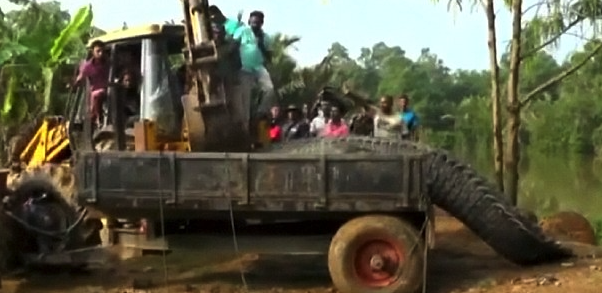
[398,94,409,111]
[121,71,133,88]
[319,100,332,118]
[270,105,280,119]
[249,10,264,32]
[330,106,342,122]
[211,22,225,41]
[379,95,394,114]
[286,105,300,120]
[208,5,226,24]
[90,40,105,60]
[367,106,376,118]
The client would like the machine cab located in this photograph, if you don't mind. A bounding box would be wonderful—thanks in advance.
[68,24,187,152]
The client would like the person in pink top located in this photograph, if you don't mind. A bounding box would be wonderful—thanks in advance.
[321,106,349,138]
[75,40,109,124]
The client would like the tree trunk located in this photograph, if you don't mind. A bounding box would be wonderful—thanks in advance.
[506,0,523,206]
[485,0,504,192]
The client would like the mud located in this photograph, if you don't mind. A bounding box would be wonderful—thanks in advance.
[2,216,602,293]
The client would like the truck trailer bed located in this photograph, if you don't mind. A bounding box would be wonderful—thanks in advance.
[75,151,428,219]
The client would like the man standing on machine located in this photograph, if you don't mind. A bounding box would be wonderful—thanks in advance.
[208,5,243,37]
[75,40,109,125]
[233,11,276,130]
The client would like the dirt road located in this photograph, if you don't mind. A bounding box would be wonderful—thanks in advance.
[2,216,602,293]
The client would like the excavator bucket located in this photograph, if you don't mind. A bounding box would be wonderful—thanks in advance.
[181,0,252,152]
[182,94,249,152]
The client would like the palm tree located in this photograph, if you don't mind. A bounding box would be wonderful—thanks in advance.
[266,33,340,108]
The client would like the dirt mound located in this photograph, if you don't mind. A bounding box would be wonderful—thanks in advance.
[539,211,597,245]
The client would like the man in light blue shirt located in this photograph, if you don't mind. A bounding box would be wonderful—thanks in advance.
[398,94,419,140]
[232,10,275,128]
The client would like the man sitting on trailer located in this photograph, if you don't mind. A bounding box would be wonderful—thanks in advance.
[75,40,110,125]
[397,94,419,140]
[341,85,403,138]
[320,106,349,138]
[281,105,310,141]
[349,105,375,136]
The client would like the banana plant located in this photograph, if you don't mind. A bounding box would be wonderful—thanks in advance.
[1,3,92,120]
[41,4,93,113]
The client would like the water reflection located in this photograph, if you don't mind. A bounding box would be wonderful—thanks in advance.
[462,150,602,222]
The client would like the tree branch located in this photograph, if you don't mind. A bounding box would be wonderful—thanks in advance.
[521,0,548,16]
[520,17,582,61]
[519,41,602,107]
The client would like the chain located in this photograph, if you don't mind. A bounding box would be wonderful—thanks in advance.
[225,154,248,290]
[157,152,169,293]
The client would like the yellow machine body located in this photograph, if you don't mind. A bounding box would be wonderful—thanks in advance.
[4,1,269,186]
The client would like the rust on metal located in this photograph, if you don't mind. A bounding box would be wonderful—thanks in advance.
[354,238,405,288]
[75,151,429,218]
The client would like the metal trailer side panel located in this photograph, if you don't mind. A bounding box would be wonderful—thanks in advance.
[75,151,428,216]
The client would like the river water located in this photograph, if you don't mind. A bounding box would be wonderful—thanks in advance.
[463,149,602,224]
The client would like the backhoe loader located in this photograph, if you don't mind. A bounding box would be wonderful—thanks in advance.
[0,1,436,292]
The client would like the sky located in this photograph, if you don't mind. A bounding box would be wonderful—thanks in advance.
[1,0,588,70]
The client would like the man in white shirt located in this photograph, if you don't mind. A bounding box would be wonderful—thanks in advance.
[373,95,403,138]
[309,101,331,136]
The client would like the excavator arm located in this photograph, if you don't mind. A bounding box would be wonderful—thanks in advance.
[179,0,251,152]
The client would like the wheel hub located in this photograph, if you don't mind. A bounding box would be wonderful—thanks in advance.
[354,239,404,287]
[369,254,385,270]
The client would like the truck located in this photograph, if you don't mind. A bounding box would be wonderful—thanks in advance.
[0,1,573,293]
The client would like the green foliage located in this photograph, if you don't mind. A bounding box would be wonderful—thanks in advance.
[42,4,93,113]
[4,0,602,163]
[593,218,602,245]
[1,1,92,125]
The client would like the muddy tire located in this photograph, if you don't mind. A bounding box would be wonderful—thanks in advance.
[0,212,15,272]
[6,166,98,249]
[272,137,572,265]
[328,215,424,293]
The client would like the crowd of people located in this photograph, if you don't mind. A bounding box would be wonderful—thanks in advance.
[266,94,420,143]
[74,5,420,143]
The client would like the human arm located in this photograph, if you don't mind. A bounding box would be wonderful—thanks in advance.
[380,115,403,131]
[309,119,317,134]
[318,124,330,137]
[224,18,243,36]
[74,61,89,86]
[232,26,245,42]
[257,32,272,64]
[409,112,419,131]
[340,84,378,112]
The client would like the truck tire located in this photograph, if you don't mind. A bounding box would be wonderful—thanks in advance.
[272,137,572,265]
[6,165,98,250]
[0,212,15,272]
[328,215,424,293]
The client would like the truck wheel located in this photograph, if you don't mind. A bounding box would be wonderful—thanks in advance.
[328,215,424,293]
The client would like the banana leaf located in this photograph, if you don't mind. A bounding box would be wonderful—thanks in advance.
[42,4,93,113]
[0,41,30,65]
[1,75,17,115]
